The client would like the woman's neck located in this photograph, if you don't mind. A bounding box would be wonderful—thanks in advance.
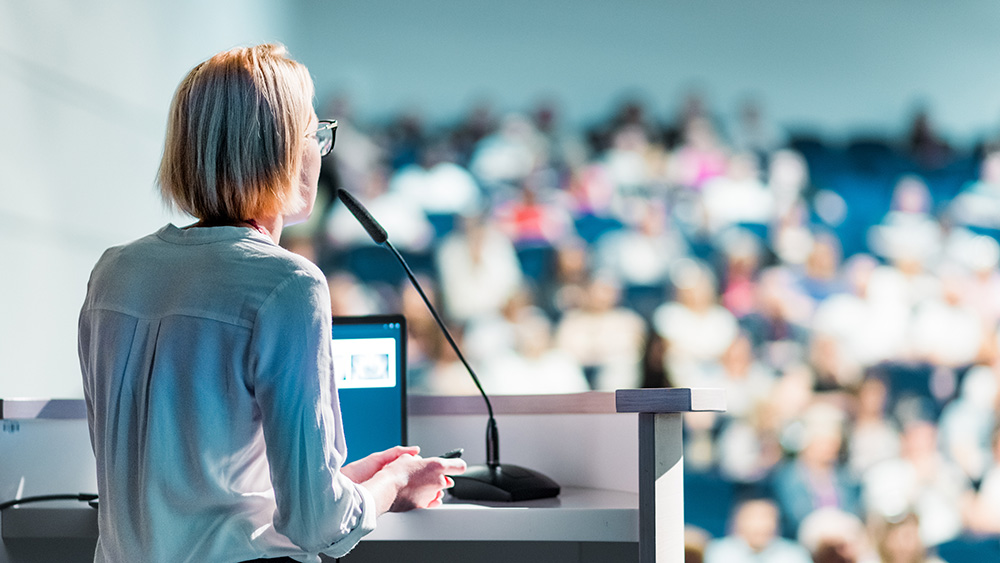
[190,215,283,244]
[253,215,283,244]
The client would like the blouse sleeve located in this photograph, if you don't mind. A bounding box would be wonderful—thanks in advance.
[248,269,376,557]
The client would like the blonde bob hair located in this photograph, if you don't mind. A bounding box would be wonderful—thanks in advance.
[159,43,314,221]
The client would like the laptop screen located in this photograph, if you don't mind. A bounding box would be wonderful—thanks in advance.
[332,315,407,464]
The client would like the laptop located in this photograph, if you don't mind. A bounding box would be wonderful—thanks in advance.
[331,315,407,464]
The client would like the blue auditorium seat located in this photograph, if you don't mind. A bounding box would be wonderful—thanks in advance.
[936,534,1000,563]
[684,469,735,538]
[515,244,556,284]
[573,214,623,244]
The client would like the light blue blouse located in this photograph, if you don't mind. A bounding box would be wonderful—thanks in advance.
[79,224,375,563]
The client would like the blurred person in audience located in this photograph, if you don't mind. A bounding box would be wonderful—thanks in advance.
[554,276,647,390]
[389,140,482,217]
[383,108,427,170]
[794,232,848,306]
[703,332,777,420]
[906,108,953,172]
[768,149,812,222]
[603,124,652,197]
[639,326,673,389]
[494,175,574,246]
[766,150,816,267]
[773,364,821,431]
[661,89,714,149]
[704,499,812,563]
[595,199,689,290]
[798,507,871,563]
[700,152,775,237]
[718,230,764,319]
[712,334,786,483]
[398,275,448,392]
[773,403,862,538]
[450,100,500,165]
[937,364,998,482]
[946,231,1000,327]
[949,150,1000,230]
[862,417,974,546]
[543,236,593,316]
[810,332,864,392]
[687,330,778,469]
[463,285,538,367]
[592,97,660,153]
[564,159,617,217]
[328,272,383,317]
[685,526,710,563]
[326,164,435,252]
[728,98,787,164]
[717,395,786,484]
[968,422,1000,533]
[469,112,547,198]
[812,255,910,376]
[436,212,524,323]
[717,360,815,482]
[846,376,901,479]
[908,264,984,368]
[416,322,482,397]
[530,99,589,175]
[652,259,739,388]
[772,199,818,267]
[481,309,590,394]
[670,116,729,191]
[863,512,945,563]
[738,266,812,369]
[601,124,672,221]
[282,233,320,264]
[867,176,943,265]
[882,246,942,314]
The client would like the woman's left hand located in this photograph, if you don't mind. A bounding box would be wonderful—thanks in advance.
[341,445,421,484]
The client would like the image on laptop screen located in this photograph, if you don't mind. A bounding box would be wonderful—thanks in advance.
[332,315,407,464]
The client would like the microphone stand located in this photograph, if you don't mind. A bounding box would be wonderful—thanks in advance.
[381,240,500,468]
[336,189,559,501]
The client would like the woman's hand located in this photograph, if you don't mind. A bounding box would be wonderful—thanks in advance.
[386,454,467,512]
[361,453,467,514]
[341,445,421,484]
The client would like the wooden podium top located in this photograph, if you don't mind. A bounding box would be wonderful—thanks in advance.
[615,388,726,414]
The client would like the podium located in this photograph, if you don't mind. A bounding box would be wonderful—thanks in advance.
[1,389,725,563]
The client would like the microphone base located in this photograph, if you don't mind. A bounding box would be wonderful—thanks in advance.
[449,463,560,502]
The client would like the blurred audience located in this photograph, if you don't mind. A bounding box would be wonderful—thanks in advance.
[865,512,945,563]
[652,259,739,388]
[772,403,862,537]
[554,276,646,390]
[862,418,973,546]
[435,213,524,323]
[704,499,812,563]
[291,91,1000,558]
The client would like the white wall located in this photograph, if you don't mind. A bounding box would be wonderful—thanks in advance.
[5,0,1000,399]
[0,0,288,399]
[289,0,1000,140]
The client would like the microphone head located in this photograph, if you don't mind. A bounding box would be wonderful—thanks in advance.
[337,188,388,245]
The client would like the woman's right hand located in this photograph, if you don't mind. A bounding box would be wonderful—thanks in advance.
[362,453,467,514]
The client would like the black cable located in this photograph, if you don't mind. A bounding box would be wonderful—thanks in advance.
[0,493,98,511]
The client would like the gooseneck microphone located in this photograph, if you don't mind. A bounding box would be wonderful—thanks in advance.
[337,188,559,501]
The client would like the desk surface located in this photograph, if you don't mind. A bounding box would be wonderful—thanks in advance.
[2,488,639,543]
[371,487,638,542]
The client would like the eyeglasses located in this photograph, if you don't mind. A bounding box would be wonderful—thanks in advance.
[308,119,337,157]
